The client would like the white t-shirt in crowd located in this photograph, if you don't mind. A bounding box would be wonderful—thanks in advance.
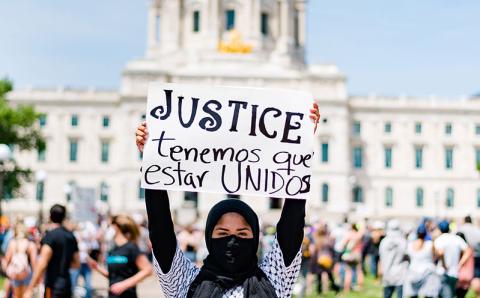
[434,233,468,277]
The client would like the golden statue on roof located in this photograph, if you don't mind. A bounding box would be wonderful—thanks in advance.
[218,29,253,54]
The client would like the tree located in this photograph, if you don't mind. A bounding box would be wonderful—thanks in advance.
[0,78,45,216]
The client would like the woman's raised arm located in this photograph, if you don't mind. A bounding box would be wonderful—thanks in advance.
[136,122,177,273]
[145,190,176,272]
[276,102,319,267]
[276,199,306,267]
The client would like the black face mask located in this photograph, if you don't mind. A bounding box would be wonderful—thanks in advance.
[210,235,256,274]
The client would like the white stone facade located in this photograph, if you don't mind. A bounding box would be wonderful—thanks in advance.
[5,0,480,223]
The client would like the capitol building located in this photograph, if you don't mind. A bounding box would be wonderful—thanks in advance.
[6,0,480,223]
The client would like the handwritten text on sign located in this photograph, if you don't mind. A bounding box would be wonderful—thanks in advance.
[141,83,313,199]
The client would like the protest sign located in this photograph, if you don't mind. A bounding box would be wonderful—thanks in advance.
[141,83,314,199]
[71,187,97,222]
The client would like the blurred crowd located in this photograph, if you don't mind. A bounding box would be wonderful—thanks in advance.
[0,206,153,298]
[293,215,480,298]
[0,205,479,298]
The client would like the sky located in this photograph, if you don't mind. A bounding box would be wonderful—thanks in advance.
[0,0,478,97]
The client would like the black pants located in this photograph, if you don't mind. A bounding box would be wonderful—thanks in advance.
[317,269,339,293]
[384,285,402,298]
[45,287,71,298]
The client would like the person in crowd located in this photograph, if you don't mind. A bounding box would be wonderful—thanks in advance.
[340,223,363,293]
[434,220,472,298]
[25,204,80,298]
[134,103,320,298]
[455,232,474,298]
[1,218,13,256]
[71,222,97,298]
[458,215,480,297]
[403,224,441,298]
[379,219,407,298]
[3,220,37,298]
[178,225,202,264]
[309,224,339,295]
[422,217,435,241]
[298,225,313,297]
[136,218,152,262]
[89,215,152,298]
[360,219,370,275]
[365,221,385,279]
[331,218,348,284]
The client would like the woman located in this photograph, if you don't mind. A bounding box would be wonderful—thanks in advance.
[89,215,152,298]
[455,232,474,298]
[177,225,202,264]
[309,224,339,294]
[3,220,37,298]
[340,223,363,293]
[403,224,441,298]
[135,103,320,297]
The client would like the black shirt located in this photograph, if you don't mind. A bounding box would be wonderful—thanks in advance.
[41,226,78,294]
[107,242,141,298]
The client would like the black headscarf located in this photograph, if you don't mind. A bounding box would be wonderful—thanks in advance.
[187,199,277,298]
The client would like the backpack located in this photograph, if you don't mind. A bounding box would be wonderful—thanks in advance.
[6,239,31,281]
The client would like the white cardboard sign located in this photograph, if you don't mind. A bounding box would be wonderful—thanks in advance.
[141,83,313,199]
[71,187,97,223]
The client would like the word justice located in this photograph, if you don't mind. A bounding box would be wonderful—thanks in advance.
[150,89,305,144]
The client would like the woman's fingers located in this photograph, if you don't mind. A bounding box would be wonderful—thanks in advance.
[136,136,146,145]
[312,102,320,133]
[136,124,149,141]
[135,122,149,153]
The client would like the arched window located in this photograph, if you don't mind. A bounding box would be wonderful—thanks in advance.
[446,188,454,208]
[322,183,329,203]
[385,187,393,207]
[100,182,109,202]
[353,186,363,203]
[321,142,329,163]
[225,9,235,30]
[36,181,45,202]
[261,12,269,36]
[193,10,200,32]
[416,187,424,207]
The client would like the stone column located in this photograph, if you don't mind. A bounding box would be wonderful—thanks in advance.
[251,0,261,49]
[208,0,220,50]
[275,0,290,54]
[294,0,306,64]
[162,1,181,53]
[146,2,160,58]
[296,1,306,47]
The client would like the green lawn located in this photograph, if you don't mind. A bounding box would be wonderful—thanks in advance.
[295,274,477,298]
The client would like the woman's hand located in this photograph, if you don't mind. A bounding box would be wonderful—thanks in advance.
[110,280,131,295]
[23,289,34,298]
[136,121,149,152]
[86,257,98,270]
[309,102,320,133]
